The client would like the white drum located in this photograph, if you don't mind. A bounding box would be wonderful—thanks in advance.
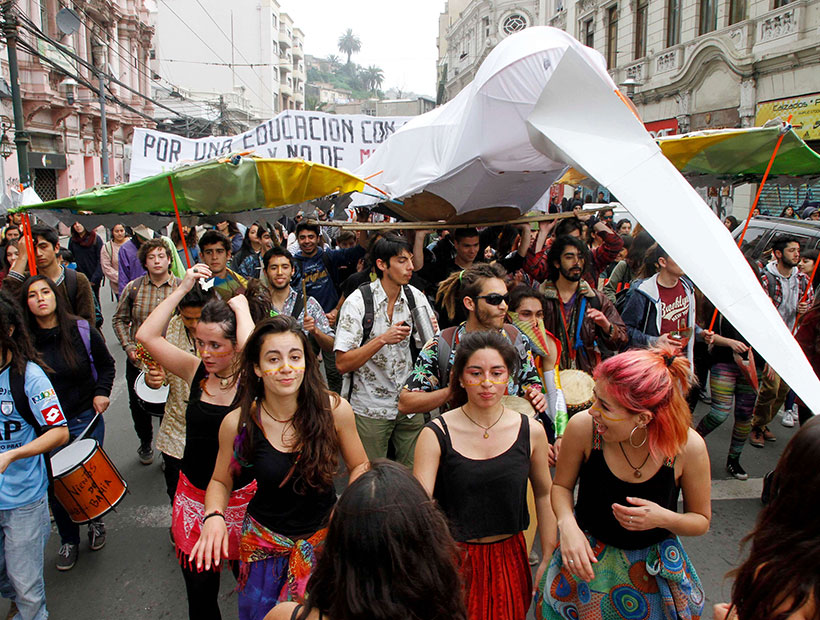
[134,371,169,407]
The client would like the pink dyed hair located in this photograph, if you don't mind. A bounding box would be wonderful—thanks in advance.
[593,343,695,461]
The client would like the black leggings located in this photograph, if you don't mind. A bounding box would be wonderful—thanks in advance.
[180,560,239,620]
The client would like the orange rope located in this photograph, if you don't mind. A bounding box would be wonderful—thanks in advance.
[708,116,793,331]
[167,176,191,268]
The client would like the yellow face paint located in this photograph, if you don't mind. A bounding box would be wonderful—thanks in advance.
[591,403,629,423]
[262,363,306,375]
[462,373,509,386]
[197,347,234,358]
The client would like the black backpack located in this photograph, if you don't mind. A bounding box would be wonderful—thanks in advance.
[346,283,422,399]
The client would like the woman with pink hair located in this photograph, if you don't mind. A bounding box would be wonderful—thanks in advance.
[535,344,711,620]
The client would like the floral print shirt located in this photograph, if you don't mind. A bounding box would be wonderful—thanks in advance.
[404,322,543,397]
[334,280,436,420]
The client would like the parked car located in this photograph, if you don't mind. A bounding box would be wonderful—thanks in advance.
[732,215,820,261]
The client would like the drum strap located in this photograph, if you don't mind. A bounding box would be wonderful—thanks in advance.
[8,367,54,482]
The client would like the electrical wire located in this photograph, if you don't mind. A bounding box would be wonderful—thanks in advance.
[157,0,273,112]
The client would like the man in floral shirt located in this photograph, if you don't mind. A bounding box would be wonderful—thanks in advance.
[399,262,546,416]
[334,235,436,467]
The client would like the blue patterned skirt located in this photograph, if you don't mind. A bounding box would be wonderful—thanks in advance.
[535,534,704,619]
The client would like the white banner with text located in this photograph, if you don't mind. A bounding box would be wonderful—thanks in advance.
[130,110,412,181]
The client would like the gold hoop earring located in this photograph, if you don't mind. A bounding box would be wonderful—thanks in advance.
[629,425,648,448]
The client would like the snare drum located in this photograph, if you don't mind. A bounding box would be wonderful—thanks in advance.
[51,439,128,524]
[134,371,169,416]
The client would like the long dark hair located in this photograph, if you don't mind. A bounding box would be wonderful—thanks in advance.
[299,460,467,620]
[235,315,339,490]
[0,291,49,375]
[729,417,820,620]
[449,331,519,409]
[436,262,507,321]
[20,275,84,372]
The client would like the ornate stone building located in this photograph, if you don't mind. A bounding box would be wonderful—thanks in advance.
[438,0,820,210]
[1,0,155,199]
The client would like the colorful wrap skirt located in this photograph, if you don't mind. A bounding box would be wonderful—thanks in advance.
[237,514,327,620]
[172,472,257,569]
[459,532,532,620]
[535,533,704,620]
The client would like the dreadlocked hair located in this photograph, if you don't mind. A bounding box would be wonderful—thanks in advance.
[243,278,274,322]
[0,290,50,375]
[435,262,507,321]
[234,315,340,491]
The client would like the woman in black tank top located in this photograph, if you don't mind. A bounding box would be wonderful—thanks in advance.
[414,332,557,620]
[536,344,711,620]
[136,265,256,620]
[266,461,467,620]
[191,316,368,620]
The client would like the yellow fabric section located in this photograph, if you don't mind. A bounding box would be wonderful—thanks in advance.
[255,158,365,208]
[657,131,740,169]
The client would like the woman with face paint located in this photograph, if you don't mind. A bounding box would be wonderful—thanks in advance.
[136,265,255,620]
[414,331,557,620]
[191,315,368,620]
[535,344,711,620]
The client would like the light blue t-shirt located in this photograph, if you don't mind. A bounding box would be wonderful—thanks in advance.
[0,362,66,510]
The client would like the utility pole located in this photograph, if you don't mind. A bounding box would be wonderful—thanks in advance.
[98,71,109,184]
[1,1,31,189]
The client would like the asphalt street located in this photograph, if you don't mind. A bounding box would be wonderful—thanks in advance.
[8,283,792,620]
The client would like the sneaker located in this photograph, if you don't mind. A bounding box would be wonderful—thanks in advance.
[781,409,796,428]
[749,428,765,448]
[528,550,540,566]
[763,427,777,442]
[726,458,749,480]
[56,543,78,571]
[88,521,106,551]
[698,389,711,405]
[137,443,154,465]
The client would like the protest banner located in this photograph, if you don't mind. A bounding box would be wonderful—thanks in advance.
[130,109,412,181]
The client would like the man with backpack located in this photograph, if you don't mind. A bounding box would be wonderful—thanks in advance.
[263,246,335,352]
[292,221,367,392]
[334,235,436,467]
[399,262,547,417]
[112,239,181,466]
[5,224,95,324]
[539,236,627,374]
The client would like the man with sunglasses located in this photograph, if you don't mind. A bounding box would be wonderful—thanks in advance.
[399,262,546,417]
[539,236,627,375]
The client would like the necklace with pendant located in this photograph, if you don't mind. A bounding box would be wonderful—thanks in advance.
[619,442,651,478]
[460,405,505,439]
[215,373,231,388]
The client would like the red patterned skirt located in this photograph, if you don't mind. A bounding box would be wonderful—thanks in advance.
[459,532,532,620]
[172,472,257,569]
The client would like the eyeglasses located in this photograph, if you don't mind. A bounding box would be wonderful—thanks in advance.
[474,293,509,306]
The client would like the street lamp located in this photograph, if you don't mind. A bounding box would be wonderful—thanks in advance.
[0,117,13,159]
[620,77,642,100]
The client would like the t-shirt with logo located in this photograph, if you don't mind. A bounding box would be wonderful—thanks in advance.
[0,362,66,510]
[657,279,690,336]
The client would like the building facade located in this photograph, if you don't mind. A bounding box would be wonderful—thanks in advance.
[438,0,820,212]
[151,0,306,131]
[333,97,437,116]
[0,0,155,200]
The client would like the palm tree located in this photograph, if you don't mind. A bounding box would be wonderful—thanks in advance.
[337,29,361,65]
[325,54,341,69]
[365,65,385,92]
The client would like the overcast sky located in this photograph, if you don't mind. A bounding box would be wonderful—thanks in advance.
[282,0,442,97]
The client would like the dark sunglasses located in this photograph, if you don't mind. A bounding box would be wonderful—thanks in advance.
[474,293,509,306]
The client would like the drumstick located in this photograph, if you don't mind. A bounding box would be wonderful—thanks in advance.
[301,275,308,323]
[73,413,101,444]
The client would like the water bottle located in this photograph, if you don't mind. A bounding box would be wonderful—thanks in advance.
[411,305,436,345]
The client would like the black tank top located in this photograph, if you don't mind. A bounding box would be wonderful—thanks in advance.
[245,422,337,537]
[428,413,530,542]
[574,424,680,549]
[290,606,323,620]
[181,363,241,490]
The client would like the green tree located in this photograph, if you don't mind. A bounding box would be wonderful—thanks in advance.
[337,29,361,65]
[364,65,384,92]
[325,54,341,69]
